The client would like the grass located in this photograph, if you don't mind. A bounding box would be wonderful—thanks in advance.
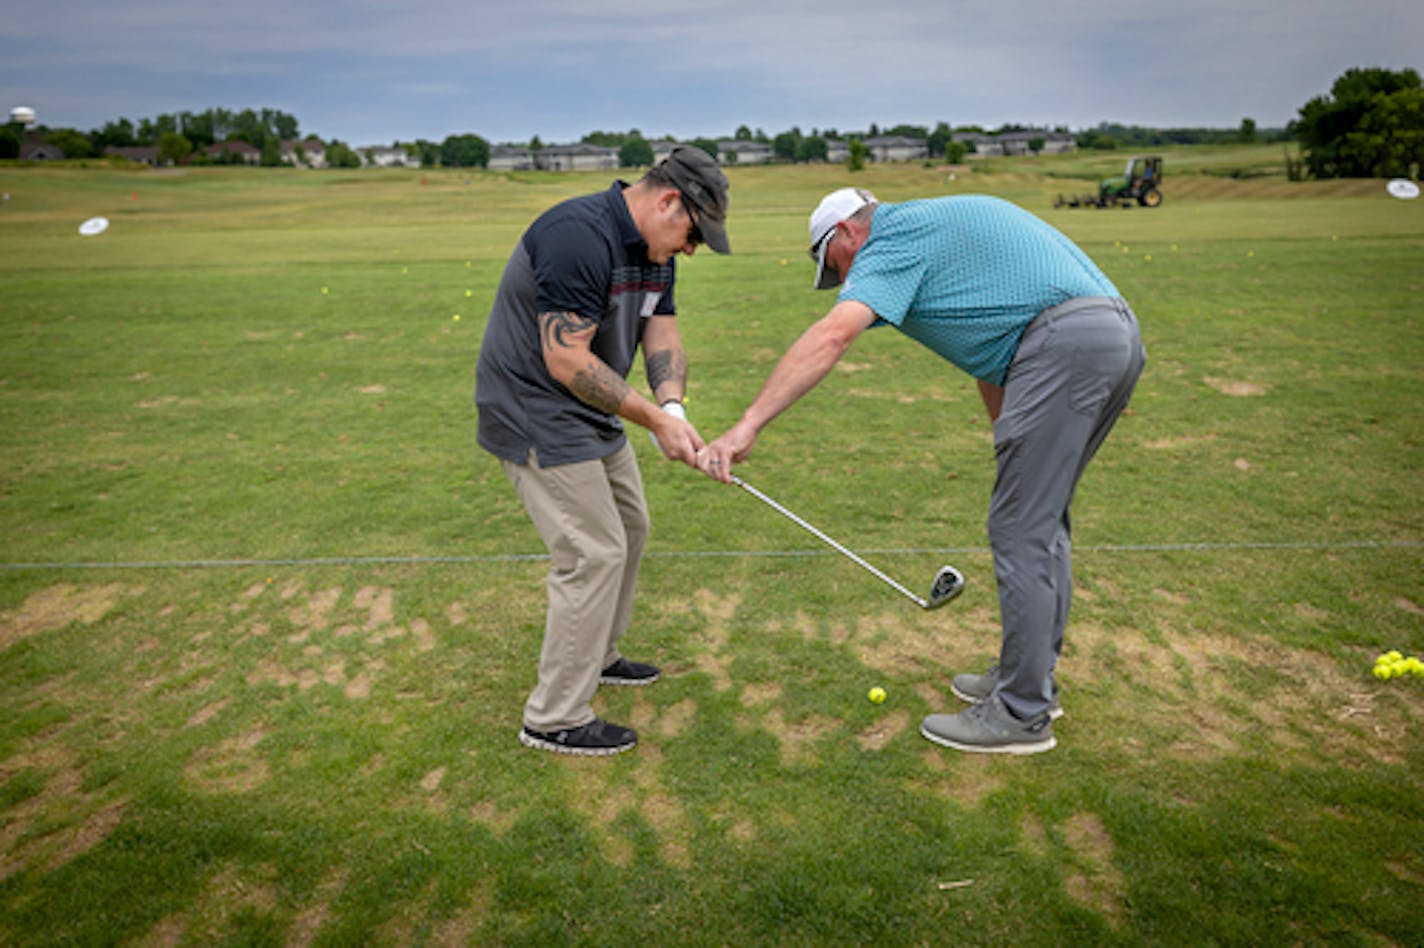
[1,148,1422,944]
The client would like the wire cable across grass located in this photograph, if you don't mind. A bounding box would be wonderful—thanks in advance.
[1,540,1419,571]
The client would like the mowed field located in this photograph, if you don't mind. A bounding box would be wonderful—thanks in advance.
[1,151,1422,944]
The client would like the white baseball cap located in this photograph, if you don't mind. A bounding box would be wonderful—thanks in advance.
[808,187,876,289]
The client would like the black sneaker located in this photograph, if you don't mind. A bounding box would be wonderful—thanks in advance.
[519,719,637,757]
[599,657,660,686]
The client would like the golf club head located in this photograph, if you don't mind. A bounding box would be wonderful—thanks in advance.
[924,566,966,609]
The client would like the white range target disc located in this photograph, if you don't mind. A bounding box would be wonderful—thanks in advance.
[1386,179,1420,200]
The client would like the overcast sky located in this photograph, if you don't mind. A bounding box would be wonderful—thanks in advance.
[2,0,1419,146]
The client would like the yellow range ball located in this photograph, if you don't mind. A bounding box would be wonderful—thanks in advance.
[867,687,887,704]
[1373,665,1392,680]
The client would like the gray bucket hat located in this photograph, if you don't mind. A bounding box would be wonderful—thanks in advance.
[659,145,731,254]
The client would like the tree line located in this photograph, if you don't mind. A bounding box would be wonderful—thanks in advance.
[3,68,1418,178]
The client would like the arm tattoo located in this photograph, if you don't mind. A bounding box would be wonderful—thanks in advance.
[538,311,630,413]
[540,310,598,350]
[645,349,687,394]
[570,363,631,414]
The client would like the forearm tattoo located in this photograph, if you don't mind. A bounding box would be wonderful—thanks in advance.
[570,363,632,414]
[645,349,687,394]
[540,311,631,414]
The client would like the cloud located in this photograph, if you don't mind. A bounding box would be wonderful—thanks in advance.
[3,0,1420,143]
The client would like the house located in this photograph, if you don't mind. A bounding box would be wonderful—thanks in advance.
[536,143,618,171]
[19,141,65,161]
[361,145,418,168]
[955,130,1076,157]
[716,140,772,165]
[649,139,680,164]
[281,138,327,168]
[104,146,161,166]
[825,139,850,163]
[488,145,535,171]
[863,135,928,163]
[204,140,261,165]
[989,129,1076,156]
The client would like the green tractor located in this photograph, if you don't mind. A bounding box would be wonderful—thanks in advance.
[1056,155,1164,208]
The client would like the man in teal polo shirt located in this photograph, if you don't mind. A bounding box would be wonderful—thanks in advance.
[697,188,1145,755]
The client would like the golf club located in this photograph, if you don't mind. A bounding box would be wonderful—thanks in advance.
[731,476,965,610]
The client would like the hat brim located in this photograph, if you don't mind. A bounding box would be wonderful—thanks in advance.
[813,237,841,290]
[697,212,731,255]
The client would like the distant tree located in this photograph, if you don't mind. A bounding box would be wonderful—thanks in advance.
[795,135,827,162]
[772,131,799,161]
[883,124,928,139]
[0,126,20,159]
[734,125,753,140]
[944,140,967,163]
[414,139,441,166]
[260,136,283,167]
[271,111,299,140]
[619,137,653,167]
[1028,137,1045,155]
[45,129,94,158]
[927,122,953,157]
[687,137,719,159]
[1294,67,1423,177]
[94,118,137,149]
[441,133,490,168]
[582,130,622,148]
[1346,87,1424,177]
[325,141,361,168]
[157,132,192,164]
[847,138,866,172]
[1238,117,1257,143]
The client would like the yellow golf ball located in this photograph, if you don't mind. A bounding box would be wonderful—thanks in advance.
[868,687,886,704]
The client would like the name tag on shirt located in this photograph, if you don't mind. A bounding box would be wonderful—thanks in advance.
[641,292,662,318]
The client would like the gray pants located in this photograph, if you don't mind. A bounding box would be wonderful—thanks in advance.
[501,441,649,732]
[988,297,1146,719]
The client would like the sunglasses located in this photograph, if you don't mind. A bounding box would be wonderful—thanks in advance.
[679,194,705,247]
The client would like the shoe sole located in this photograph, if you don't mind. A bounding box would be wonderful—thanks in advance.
[920,724,1057,755]
[598,673,660,686]
[951,685,1064,720]
[518,729,637,756]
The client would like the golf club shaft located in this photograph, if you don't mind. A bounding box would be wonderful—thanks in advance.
[731,476,928,608]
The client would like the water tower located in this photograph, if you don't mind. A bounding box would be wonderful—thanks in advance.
[10,106,37,129]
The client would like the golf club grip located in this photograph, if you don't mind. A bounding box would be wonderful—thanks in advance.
[731,476,928,607]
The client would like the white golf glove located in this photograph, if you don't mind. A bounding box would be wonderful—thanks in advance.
[647,400,686,454]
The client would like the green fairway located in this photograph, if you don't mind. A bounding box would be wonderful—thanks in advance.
[2,152,1422,944]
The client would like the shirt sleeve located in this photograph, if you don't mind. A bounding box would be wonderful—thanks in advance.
[529,218,612,320]
[838,228,928,328]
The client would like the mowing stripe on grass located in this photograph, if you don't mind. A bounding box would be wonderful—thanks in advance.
[1,540,1418,571]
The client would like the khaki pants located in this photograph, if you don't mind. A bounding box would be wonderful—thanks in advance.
[501,441,649,732]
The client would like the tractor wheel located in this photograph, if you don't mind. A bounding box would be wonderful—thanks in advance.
[1139,188,1163,208]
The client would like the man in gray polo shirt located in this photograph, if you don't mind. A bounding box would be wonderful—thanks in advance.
[476,146,730,756]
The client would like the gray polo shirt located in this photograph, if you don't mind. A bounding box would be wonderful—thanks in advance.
[475,182,677,467]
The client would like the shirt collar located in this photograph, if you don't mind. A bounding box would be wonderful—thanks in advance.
[608,181,645,250]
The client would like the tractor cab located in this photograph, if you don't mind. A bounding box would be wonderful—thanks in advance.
[1055,155,1164,209]
[1101,155,1164,207]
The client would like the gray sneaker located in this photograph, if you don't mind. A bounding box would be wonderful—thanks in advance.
[951,663,1063,720]
[921,694,1057,755]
